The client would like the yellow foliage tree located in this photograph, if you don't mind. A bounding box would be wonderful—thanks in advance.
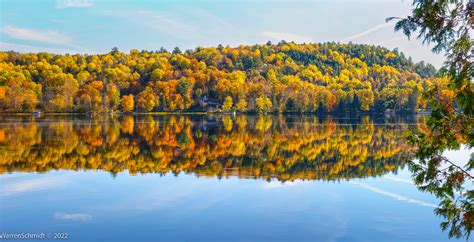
[223,96,233,111]
[121,94,134,112]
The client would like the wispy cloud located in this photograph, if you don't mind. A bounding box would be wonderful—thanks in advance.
[102,10,201,40]
[2,26,71,45]
[378,36,406,45]
[350,181,437,208]
[341,22,394,42]
[184,7,233,30]
[262,31,314,44]
[382,175,413,184]
[0,42,86,54]
[99,6,243,48]
[56,0,94,9]
[54,212,91,222]
[107,182,198,211]
[262,180,309,189]
[0,176,69,196]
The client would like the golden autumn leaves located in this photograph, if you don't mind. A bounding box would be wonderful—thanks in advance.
[0,115,419,180]
[0,43,439,113]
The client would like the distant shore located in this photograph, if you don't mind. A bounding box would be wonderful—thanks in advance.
[0,110,430,116]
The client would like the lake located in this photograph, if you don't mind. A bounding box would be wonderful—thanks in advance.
[0,114,466,242]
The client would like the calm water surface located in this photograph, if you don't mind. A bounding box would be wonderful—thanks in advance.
[0,114,467,242]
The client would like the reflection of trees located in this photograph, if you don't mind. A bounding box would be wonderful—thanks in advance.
[0,115,417,181]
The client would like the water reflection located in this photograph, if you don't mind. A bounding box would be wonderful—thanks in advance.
[0,115,421,181]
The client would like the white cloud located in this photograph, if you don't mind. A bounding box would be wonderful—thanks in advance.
[56,0,94,9]
[262,179,309,189]
[0,176,69,196]
[341,22,394,42]
[54,212,91,222]
[350,181,437,208]
[2,26,71,45]
[0,42,85,54]
[382,175,413,184]
[262,31,314,44]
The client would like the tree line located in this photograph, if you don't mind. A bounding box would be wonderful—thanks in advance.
[0,42,443,113]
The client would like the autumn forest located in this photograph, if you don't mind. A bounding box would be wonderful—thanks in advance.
[0,42,444,113]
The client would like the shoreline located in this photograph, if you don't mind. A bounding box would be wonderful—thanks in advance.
[0,111,430,116]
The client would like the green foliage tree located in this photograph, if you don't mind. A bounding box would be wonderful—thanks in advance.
[388,0,473,238]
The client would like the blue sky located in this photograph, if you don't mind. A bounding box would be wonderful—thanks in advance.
[0,0,444,67]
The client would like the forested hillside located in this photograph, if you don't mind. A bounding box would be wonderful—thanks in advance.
[0,42,442,113]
